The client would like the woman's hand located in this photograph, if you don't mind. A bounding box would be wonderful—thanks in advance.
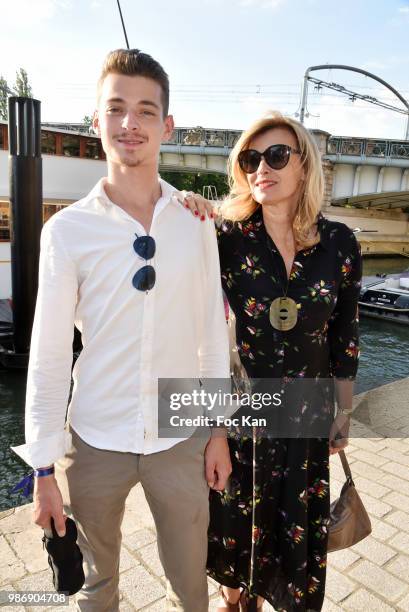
[204,436,232,491]
[329,412,351,455]
[179,191,218,221]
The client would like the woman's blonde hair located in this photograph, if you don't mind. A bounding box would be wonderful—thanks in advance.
[220,111,325,249]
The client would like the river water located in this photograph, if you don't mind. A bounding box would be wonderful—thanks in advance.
[1,257,408,511]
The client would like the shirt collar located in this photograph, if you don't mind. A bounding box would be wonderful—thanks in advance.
[88,176,180,211]
[249,206,330,251]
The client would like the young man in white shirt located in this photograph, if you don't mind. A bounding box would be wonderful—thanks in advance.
[12,49,231,612]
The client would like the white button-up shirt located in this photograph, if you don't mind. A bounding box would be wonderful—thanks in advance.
[12,178,229,468]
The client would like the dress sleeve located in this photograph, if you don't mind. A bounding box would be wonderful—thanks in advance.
[215,218,233,277]
[327,229,362,380]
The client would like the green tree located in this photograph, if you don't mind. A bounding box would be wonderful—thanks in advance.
[0,76,11,120]
[13,68,33,98]
[83,115,93,127]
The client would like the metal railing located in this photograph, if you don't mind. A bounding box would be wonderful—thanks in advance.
[327,136,409,160]
[42,122,94,135]
[166,127,242,148]
[167,130,409,160]
[39,125,243,146]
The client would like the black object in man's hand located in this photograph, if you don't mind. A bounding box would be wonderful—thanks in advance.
[42,517,85,595]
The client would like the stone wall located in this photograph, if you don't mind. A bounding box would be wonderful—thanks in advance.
[311,129,335,208]
[322,160,335,208]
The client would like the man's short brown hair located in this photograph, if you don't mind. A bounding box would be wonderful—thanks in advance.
[98,49,170,116]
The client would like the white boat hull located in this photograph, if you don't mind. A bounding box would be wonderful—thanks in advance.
[0,149,108,301]
[358,305,409,325]
[0,242,11,300]
[359,274,409,325]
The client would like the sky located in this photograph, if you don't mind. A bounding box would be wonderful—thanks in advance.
[1,0,409,139]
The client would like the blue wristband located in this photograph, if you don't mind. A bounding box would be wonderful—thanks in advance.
[11,466,55,498]
[34,467,55,478]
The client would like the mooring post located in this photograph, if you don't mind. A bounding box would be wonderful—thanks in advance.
[5,97,43,367]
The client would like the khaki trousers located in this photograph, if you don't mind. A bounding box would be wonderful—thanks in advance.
[55,427,210,612]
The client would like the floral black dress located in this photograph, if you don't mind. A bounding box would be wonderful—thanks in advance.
[207,208,362,611]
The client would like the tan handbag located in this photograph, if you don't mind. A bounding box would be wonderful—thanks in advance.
[328,450,372,552]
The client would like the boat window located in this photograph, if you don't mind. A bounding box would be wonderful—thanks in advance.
[62,135,80,157]
[43,203,67,223]
[85,139,102,159]
[0,202,10,240]
[41,131,57,155]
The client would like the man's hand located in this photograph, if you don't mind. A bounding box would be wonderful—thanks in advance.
[204,435,232,491]
[329,413,351,455]
[33,474,67,537]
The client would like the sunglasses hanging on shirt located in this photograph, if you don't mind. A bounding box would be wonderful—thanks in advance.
[132,234,156,292]
[238,144,301,174]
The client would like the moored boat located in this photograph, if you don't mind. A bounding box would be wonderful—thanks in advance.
[359,271,409,325]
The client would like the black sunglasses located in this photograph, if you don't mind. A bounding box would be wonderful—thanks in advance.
[132,234,156,291]
[238,144,301,174]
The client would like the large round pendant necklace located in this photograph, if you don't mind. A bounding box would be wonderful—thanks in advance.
[269,296,298,331]
[267,233,298,331]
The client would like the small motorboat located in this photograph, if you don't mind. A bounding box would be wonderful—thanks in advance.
[359,270,409,325]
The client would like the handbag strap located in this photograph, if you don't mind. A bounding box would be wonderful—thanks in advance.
[338,450,353,480]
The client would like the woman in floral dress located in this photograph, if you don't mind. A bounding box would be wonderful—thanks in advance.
[181,112,361,611]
